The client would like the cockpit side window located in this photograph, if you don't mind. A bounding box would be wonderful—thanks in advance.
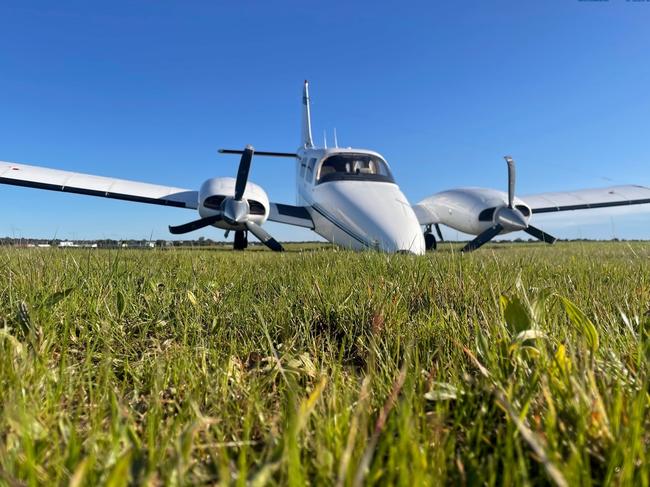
[316,154,394,184]
[307,158,317,181]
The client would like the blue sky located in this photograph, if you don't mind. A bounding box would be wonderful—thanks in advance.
[1,0,649,242]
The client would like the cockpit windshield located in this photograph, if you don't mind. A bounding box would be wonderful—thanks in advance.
[316,153,395,184]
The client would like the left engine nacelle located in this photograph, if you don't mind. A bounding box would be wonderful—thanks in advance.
[198,177,270,228]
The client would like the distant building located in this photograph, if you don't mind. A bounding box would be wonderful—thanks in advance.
[119,241,155,248]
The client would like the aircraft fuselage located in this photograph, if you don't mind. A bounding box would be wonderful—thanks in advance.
[295,147,425,254]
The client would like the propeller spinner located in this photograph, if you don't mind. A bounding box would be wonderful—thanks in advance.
[169,146,284,252]
[461,156,556,252]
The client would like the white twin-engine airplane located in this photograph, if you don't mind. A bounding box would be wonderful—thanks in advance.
[2,81,650,254]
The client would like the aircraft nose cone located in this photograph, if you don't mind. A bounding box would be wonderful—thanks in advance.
[316,182,425,255]
[369,217,425,255]
[496,207,528,231]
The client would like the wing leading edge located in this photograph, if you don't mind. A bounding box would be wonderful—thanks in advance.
[0,161,198,209]
[523,185,650,214]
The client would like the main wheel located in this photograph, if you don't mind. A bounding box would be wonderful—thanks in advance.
[424,232,437,251]
[234,230,248,250]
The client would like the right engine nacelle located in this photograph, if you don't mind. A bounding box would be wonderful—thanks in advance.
[416,188,531,235]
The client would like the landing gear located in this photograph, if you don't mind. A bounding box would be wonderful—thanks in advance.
[424,224,441,251]
[234,230,248,250]
[424,223,443,251]
[424,232,437,251]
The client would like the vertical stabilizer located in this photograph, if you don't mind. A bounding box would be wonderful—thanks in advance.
[302,80,314,148]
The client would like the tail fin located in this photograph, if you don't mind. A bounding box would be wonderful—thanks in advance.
[301,80,314,148]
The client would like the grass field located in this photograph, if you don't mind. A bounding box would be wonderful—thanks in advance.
[0,242,648,486]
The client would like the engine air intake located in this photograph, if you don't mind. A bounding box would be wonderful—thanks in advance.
[479,205,530,221]
[204,195,265,215]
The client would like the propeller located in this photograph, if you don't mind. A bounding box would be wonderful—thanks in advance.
[505,155,515,209]
[234,147,253,200]
[524,225,557,244]
[169,214,222,235]
[463,224,504,253]
[246,221,284,252]
[169,145,284,252]
[462,156,556,252]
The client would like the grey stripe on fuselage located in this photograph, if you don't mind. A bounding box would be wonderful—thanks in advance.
[311,203,373,248]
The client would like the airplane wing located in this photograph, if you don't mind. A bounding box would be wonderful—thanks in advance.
[522,185,650,214]
[0,160,198,209]
[268,202,314,229]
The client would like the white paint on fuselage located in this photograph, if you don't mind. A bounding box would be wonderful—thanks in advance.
[294,147,425,254]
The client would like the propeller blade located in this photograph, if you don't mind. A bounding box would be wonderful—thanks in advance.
[168,214,222,235]
[504,155,515,208]
[462,224,503,253]
[434,223,444,242]
[234,145,254,201]
[245,221,284,252]
[525,225,557,244]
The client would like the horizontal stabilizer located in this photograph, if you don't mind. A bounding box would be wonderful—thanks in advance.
[219,149,297,158]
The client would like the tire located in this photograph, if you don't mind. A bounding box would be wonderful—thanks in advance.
[424,232,437,251]
[234,230,248,250]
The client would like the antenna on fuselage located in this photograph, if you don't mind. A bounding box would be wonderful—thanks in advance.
[323,130,328,149]
[333,128,339,148]
[302,80,314,148]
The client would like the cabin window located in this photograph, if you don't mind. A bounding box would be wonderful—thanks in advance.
[306,158,317,181]
[316,153,395,184]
